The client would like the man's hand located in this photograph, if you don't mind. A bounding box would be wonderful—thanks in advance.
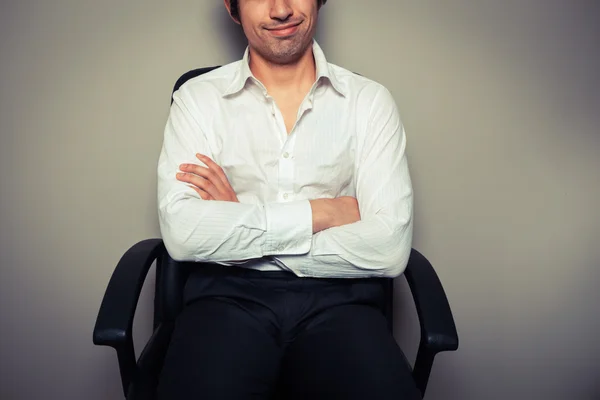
[176,154,239,202]
[309,197,361,234]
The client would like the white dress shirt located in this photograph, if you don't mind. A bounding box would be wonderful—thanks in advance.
[157,40,413,278]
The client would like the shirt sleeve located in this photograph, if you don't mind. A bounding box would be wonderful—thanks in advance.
[158,88,313,263]
[274,85,414,278]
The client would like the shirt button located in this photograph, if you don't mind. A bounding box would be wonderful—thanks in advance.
[283,193,289,200]
[283,152,290,159]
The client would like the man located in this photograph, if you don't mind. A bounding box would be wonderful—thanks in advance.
[156,0,418,398]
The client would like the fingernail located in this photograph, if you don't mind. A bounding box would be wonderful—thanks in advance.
[196,153,204,158]
[176,173,184,178]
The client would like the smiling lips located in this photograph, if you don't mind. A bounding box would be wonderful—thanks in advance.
[267,22,302,37]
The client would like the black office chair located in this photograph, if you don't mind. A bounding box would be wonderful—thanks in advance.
[93,68,459,399]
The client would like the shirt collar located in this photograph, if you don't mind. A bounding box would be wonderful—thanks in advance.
[222,40,347,97]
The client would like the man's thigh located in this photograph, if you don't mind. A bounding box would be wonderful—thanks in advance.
[279,304,421,400]
[157,298,283,400]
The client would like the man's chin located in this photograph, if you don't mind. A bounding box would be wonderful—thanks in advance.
[269,51,304,65]
[266,42,309,64]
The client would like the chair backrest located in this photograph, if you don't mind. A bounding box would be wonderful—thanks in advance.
[155,67,395,331]
[153,252,189,328]
[170,66,221,105]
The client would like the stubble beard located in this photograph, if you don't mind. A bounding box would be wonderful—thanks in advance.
[256,32,312,66]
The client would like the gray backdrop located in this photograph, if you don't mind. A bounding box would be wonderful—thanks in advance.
[1,0,599,399]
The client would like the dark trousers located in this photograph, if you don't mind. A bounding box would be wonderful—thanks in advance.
[157,265,421,400]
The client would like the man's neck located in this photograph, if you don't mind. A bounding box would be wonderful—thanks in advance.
[248,45,316,96]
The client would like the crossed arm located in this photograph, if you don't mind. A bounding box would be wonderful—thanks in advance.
[177,153,361,235]
[158,84,413,278]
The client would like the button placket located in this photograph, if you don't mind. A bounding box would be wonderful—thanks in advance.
[278,135,297,202]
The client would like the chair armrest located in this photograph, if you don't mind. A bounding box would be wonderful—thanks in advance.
[93,238,165,397]
[403,248,459,396]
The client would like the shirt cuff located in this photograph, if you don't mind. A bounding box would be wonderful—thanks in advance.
[263,200,312,255]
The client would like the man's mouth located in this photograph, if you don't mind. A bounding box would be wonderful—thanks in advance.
[266,21,302,37]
